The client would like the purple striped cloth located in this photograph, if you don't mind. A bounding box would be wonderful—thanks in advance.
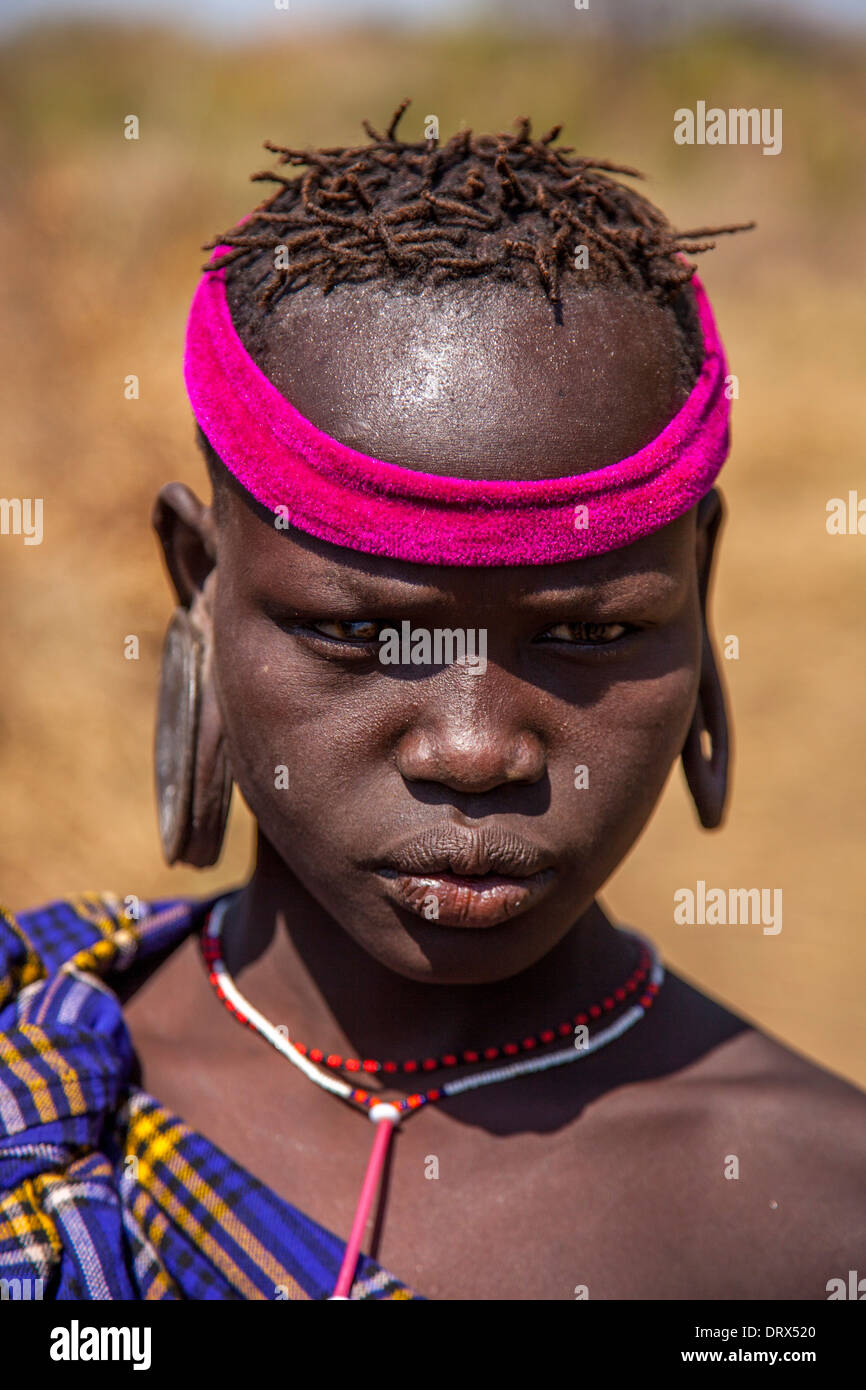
[0,893,421,1300]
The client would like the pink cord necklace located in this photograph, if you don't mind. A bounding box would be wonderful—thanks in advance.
[201,894,664,1300]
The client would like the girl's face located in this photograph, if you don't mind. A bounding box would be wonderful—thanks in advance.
[199,282,717,984]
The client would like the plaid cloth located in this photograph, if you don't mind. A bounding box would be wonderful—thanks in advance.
[0,893,421,1300]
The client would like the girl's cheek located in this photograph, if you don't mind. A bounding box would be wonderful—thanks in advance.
[563,663,697,818]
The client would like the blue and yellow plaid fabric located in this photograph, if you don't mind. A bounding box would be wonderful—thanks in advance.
[0,893,420,1300]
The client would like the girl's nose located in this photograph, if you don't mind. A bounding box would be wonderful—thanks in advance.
[394,668,546,795]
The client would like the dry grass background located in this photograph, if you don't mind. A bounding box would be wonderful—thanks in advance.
[0,19,863,1084]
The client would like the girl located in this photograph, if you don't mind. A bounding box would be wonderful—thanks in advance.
[1,107,862,1301]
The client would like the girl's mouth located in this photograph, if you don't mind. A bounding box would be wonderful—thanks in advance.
[376,868,557,928]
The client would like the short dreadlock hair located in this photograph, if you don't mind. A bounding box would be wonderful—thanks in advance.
[204,102,752,402]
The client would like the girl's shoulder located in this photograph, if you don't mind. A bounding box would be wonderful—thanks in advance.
[649,1023,865,1289]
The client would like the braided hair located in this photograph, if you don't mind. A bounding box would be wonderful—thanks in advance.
[206,101,752,386]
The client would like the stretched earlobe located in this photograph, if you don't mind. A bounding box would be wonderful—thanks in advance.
[681,489,730,829]
[153,484,231,867]
[681,629,730,828]
[154,590,233,867]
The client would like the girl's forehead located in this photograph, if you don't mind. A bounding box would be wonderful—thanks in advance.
[237,280,689,482]
[220,481,698,601]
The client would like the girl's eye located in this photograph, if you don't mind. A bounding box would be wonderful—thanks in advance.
[309,619,382,642]
[541,621,629,645]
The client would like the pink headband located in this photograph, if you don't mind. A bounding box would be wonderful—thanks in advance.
[184,253,730,566]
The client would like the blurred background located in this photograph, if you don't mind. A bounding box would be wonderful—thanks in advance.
[0,0,863,1084]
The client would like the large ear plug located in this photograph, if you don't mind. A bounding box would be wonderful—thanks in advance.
[154,585,232,867]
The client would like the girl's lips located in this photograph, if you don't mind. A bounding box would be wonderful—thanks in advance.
[377,868,557,928]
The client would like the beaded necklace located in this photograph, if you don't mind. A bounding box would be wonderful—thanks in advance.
[201,893,664,1299]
